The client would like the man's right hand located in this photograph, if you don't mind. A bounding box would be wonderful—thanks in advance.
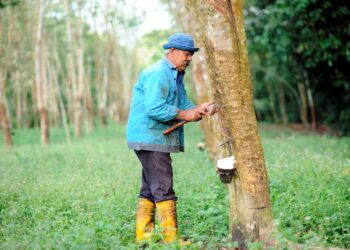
[176,108,203,122]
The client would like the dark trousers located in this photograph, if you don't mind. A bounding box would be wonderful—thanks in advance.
[134,150,177,202]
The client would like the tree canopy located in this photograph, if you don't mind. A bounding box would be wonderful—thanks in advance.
[245,0,350,134]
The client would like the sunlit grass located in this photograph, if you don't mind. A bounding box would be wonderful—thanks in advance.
[0,123,349,249]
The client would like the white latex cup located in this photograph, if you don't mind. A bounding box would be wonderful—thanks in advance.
[217,156,236,170]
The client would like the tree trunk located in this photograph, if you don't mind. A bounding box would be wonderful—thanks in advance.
[93,28,107,127]
[23,88,30,128]
[31,78,39,128]
[75,0,84,137]
[50,49,71,144]
[278,83,288,125]
[0,70,13,148]
[99,57,108,127]
[64,0,82,138]
[304,70,316,129]
[298,82,309,128]
[83,60,95,133]
[35,0,49,145]
[43,43,59,128]
[14,71,23,129]
[0,101,12,148]
[265,80,279,123]
[188,0,273,247]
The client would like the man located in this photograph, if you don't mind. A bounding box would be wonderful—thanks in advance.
[126,33,216,244]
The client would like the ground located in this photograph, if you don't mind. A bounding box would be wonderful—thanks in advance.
[0,123,349,249]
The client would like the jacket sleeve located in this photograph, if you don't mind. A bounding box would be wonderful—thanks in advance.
[143,71,178,122]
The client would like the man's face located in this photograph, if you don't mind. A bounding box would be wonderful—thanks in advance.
[170,49,194,72]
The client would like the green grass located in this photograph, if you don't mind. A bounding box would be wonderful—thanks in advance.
[0,123,349,249]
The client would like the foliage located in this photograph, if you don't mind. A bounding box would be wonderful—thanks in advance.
[245,0,350,134]
[137,29,174,70]
[1,123,349,248]
[0,0,20,9]
[0,0,143,132]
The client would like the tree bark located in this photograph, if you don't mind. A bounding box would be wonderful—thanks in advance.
[83,60,95,133]
[265,80,279,123]
[94,28,107,127]
[76,0,84,137]
[35,0,49,145]
[0,70,13,148]
[298,82,309,128]
[0,101,12,148]
[304,70,316,129]
[187,0,273,247]
[278,83,288,125]
[51,50,71,144]
[64,0,82,138]
[99,51,108,127]
[14,71,23,129]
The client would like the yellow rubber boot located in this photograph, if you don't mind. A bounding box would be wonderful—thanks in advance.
[136,198,155,242]
[156,200,190,246]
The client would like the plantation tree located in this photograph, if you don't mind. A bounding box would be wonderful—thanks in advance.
[186,0,272,247]
[0,72,12,148]
[35,0,49,145]
[0,6,13,147]
[90,1,116,126]
[49,49,71,143]
[63,0,84,138]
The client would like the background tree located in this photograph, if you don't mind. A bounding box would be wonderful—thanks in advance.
[245,0,350,135]
[35,0,49,145]
[0,0,143,145]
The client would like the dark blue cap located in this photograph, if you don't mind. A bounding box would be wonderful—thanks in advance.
[163,33,199,52]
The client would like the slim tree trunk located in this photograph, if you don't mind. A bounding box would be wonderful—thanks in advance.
[76,0,84,137]
[0,70,13,148]
[14,71,23,129]
[265,80,279,123]
[99,51,108,127]
[23,87,31,128]
[83,60,95,133]
[278,83,288,125]
[31,78,39,128]
[0,101,12,148]
[113,45,136,122]
[50,51,71,144]
[188,0,273,247]
[93,27,107,126]
[304,70,316,129]
[43,43,59,128]
[35,0,49,145]
[64,0,82,138]
[298,82,309,128]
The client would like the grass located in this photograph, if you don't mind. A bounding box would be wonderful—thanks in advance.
[0,123,349,249]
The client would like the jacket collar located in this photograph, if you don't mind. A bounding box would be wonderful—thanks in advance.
[162,57,177,70]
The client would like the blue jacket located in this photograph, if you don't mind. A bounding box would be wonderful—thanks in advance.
[127,58,195,152]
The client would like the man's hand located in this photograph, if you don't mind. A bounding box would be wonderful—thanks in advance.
[176,108,202,122]
[199,102,217,116]
[175,102,217,122]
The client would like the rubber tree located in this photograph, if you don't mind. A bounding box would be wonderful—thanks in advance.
[0,71,12,148]
[63,0,83,138]
[35,0,49,145]
[0,6,13,147]
[186,0,273,247]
